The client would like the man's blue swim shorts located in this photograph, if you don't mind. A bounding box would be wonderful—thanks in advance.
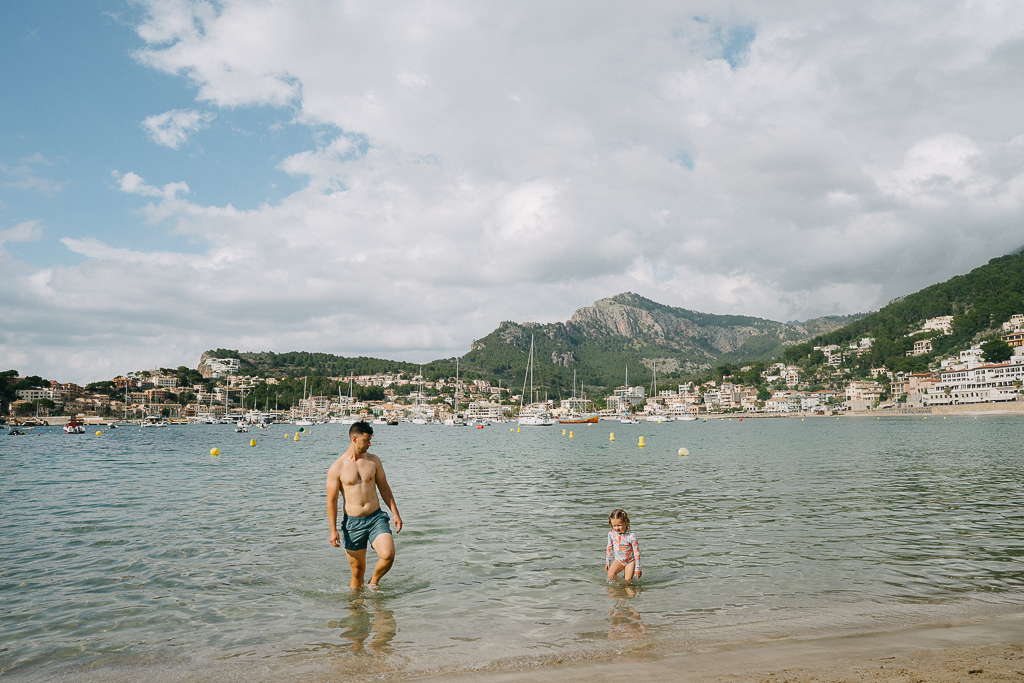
[342,508,392,551]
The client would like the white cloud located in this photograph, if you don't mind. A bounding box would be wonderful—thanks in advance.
[8,0,1024,382]
[0,220,44,244]
[141,108,216,148]
[0,154,63,195]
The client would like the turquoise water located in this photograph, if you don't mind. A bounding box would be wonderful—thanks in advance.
[2,416,1023,680]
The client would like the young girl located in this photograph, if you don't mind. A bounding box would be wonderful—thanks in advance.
[605,509,642,582]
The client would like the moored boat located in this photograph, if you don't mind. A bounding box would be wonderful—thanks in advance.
[63,420,86,434]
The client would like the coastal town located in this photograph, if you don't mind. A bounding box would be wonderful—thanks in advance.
[5,315,1024,426]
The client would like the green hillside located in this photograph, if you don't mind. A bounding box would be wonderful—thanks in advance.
[782,252,1024,373]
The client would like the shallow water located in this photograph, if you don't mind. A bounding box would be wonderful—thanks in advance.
[2,416,1023,680]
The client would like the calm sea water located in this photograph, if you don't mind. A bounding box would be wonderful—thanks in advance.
[2,416,1023,681]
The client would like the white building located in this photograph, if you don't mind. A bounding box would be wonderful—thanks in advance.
[606,386,646,412]
[925,359,1024,405]
[1001,314,1024,333]
[922,316,954,335]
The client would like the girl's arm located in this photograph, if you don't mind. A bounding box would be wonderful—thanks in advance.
[606,531,614,565]
[630,532,641,574]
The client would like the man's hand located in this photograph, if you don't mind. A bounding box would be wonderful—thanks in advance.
[329,529,341,547]
[392,514,403,533]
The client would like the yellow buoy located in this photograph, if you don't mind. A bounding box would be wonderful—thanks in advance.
[569,431,574,438]
[610,432,615,441]
[250,438,256,447]
[801,418,804,421]
[678,447,689,456]
[517,427,521,433]
[638,436,646,448]
[510,427,514,431]
[210,448,219,456]
[95,430,102,436]
[284,433,289,438]
[943,416,947,419]
[294,434,299,441]
[562,428,566,435]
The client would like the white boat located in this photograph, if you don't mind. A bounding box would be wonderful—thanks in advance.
[63,420,86,434]
[644,414,673,423]
[517,336,556,426]
[518,413,556,426]
[444,417,467,426]
[619,417,639,424]
[234,424,249,432]
[142,415,169,427]
[678,414,698,421]
[294,419,314,426]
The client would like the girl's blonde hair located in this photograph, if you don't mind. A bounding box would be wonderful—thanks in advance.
[608,509,630,531]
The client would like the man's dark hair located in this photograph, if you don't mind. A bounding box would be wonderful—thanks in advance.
[349,421,374,437]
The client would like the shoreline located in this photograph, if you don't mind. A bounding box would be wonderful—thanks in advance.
[433,613,1024,683]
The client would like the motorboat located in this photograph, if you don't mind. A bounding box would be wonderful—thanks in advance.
[644,414,674,423]
[518,413,556,426]
[8,428,27,435]
[142,415,169,427]
[618,416,639,424]
[234,423,249,432]
[63,420,86,434]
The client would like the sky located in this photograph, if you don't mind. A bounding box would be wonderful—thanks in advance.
[3,0,1024,384]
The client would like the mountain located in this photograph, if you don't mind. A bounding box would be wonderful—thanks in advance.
[459,293,861,391]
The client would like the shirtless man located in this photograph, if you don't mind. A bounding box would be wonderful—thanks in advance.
[327,421,403,589]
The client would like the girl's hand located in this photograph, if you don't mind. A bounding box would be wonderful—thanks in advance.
[636,569,642,578]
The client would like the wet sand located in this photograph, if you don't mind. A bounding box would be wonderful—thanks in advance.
[443,614,1024,683]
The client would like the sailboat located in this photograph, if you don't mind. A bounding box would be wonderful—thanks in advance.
[411,366,428,424]
[518,336,556,426]
[619,365,639,423]
[445,358,467,426]
[559,369,599,424]
[644,360,673,422]
[295,376,313,426]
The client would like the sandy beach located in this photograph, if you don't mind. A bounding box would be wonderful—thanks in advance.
[440,614,1024,683]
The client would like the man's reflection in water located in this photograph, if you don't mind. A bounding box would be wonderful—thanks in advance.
[331,597,397,653]
[607,584,647,641]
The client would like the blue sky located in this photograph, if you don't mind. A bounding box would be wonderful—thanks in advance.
[3,1,1024,383]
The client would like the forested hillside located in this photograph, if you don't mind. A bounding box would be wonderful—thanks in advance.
[782,252,1024,373]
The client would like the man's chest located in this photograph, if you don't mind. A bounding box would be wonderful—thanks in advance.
[341,460,376,486]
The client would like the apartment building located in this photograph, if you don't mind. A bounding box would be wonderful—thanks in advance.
[845,381,884,411]
[926,359,1024,405]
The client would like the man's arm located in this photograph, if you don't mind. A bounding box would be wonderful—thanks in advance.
[374,456,402,533]
[327,465,342,547]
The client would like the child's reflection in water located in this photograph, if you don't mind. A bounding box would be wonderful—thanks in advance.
[607,584,647,641]
[332,598,397,652]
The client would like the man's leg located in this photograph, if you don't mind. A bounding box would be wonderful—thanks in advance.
[346,548,367,589]
[368,533,395,586]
